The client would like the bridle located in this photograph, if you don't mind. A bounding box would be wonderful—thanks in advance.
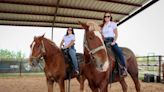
[30,40,46,68]
[84,40,105,55]
[31,40,46,59]
[83,31,107,60]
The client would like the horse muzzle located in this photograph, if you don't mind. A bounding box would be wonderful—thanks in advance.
[29,57,40,67]
[94,55,109,72]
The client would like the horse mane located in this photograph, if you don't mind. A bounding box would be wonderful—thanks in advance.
[86,21,101,32]
[42,37,59,49]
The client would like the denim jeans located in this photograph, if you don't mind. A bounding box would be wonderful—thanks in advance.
[104,37,126,67]
[68,46,79,71]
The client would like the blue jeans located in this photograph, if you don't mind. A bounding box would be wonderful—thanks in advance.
[68,46,79,71]
[104,37,126,67]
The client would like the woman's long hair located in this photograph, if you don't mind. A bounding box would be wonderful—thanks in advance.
[101,12,113,28]
[66,27,75,36]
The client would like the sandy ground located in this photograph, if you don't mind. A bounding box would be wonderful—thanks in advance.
[0,76,164,92]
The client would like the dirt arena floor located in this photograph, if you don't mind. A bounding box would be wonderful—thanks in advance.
[0,76,164,92]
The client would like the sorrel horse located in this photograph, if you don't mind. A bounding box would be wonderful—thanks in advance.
[29,35,84,92]
[79,21,141,92]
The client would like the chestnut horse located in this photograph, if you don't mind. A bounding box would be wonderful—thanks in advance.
[29,35,84,92]
[79,21,141,92]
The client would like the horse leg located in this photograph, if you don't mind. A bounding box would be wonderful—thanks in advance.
[58,79,65,92]
[128,71,141,92]
[99,80,108,92]
[100,84,108,92]
[88,81,99,92]
[47,78,54,92]
[119,78,127,92]
[127,62,141,92]
[133,77,141,92]
[78,75,86,92]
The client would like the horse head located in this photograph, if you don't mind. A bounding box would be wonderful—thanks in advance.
[79,21,109,72]
[29,34,46,67]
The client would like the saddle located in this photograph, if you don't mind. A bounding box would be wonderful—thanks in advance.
[61,49,73,65]
[61,48,83,79]
[105,42,124,82]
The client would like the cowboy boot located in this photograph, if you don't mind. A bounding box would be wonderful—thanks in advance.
[121,67,127,77]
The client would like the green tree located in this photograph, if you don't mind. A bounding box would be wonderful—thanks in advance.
[0,49,25,59]
[15,51,25,59]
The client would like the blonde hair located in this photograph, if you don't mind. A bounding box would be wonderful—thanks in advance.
[86,21,101,32]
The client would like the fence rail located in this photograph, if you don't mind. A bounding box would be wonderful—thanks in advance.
[0,56,164,82]
[0,58,44,77]
[137,55,164,82]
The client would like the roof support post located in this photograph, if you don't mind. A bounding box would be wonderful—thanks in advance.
[51,0,60,40]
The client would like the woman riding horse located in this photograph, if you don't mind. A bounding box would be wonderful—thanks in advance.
[80,21,141,92]
[29,34,84,92]
[60,27,79,75]
[101,12,127,76]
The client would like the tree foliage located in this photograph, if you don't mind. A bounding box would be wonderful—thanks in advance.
[0,49,25,59]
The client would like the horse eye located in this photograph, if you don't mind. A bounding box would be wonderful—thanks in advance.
[90,35,95,40]
[35,45,40,48]
[89,36,93,40]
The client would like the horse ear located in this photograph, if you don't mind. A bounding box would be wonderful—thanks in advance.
[41,33,45,38]
[78,21,88,29]
[34,36,37,40]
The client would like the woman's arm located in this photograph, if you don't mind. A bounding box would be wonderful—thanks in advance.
[113,28,118,42]
[65,40,75,48]
[111,28,118,45]
[60,39,64,48]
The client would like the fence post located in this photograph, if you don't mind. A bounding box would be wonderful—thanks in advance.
[147,56,149,70]
[158,55,162,82]
[162,63,164,82]
[19,61,22,76]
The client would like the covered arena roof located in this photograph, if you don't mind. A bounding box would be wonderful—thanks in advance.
[0,0,159,29]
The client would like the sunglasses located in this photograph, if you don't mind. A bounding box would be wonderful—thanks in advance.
[104,16,111,18]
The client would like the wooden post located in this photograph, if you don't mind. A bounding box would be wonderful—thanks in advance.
[19,61,22,76]
[147,56,149,70]
[158,56,162,82]
[162,60,164,82]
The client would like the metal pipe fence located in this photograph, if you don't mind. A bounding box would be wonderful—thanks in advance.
[0,58,44,77]
[137,55,164,82]
[0,56,164,82]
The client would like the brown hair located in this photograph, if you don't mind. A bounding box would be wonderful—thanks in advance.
[66,27,74,36]
[101,12,113,28]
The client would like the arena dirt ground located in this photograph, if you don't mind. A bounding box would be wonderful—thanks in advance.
[0,76,164,92]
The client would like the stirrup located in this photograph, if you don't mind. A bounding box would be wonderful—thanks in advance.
[121,67,127,77]
[74,70,79,75]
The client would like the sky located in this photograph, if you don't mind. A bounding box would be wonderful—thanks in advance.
[118,0,164,56]
[0,0,164,58]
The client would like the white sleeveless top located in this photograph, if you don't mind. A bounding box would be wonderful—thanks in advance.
[101,21,117,38]
[63,34,75,47]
